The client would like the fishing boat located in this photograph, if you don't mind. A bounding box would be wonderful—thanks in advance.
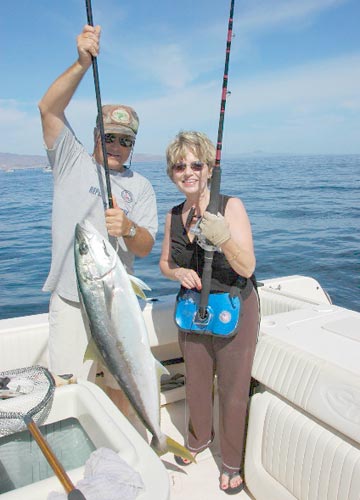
[1,274,359,499]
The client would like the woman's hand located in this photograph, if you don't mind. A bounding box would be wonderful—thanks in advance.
[174,268,202,290]
[199,211,231,247]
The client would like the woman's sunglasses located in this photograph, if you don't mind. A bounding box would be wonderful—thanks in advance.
[172,161,205,173]
[104,133,135,148]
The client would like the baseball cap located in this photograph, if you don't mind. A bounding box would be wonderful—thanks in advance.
[97,104,139,138]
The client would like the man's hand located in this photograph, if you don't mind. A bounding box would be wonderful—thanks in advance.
[77,24,101,70]
[105,198,132,238]
[199,211,231,247]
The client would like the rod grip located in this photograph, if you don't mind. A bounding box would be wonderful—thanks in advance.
[207,167,221,214]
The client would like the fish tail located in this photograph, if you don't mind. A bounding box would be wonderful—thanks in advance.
[151,435,196,463]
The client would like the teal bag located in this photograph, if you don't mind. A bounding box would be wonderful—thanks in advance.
[174,290,241,337]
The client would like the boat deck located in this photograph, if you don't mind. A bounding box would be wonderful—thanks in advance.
[126,375,253,499]
[160,399,253,499]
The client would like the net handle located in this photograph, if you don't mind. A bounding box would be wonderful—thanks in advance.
[24,408,86,499]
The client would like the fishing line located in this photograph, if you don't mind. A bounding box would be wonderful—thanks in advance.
[197,0,235,319]
[85,0,114,209]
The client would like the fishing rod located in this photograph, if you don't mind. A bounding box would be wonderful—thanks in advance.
[85,0,114,209]
[197,0,235,320]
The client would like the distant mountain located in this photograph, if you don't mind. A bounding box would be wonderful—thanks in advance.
[133,153,164,163]
[0,152,48,170]
[0,151,164,170]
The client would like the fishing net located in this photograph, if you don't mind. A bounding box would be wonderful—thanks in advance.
[0,365,55,437]
[0,366,86,498]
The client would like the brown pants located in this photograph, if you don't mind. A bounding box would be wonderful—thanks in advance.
[178,287,260,474]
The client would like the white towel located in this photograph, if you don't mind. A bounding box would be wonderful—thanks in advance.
[47,447,144,500]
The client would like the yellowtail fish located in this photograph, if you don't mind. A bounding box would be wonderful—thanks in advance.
[74,220,194,462]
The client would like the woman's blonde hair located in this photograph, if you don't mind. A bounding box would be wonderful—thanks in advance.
[166,131,216,181]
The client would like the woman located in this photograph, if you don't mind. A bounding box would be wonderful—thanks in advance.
[159,131,260,495]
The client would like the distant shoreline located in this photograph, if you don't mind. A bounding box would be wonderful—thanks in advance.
[1,151,359,171]
[0,152,165,171]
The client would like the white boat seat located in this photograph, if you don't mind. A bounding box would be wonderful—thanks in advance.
[0,314,49,370]
[246,330,360,499]
[252,333,360,443]
[259,288,317,317]
[245,391,360,500]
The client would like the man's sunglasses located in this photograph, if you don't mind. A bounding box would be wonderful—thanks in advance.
[104,133,135,148]
[172,161,205,173]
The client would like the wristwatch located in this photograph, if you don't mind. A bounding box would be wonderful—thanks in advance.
[124,223,137,238]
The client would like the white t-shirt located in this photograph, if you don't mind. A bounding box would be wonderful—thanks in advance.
[43,124,158,302]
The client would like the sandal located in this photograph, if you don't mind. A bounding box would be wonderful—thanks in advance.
[220,469,244,495]
[174,432,214,467]
[174,454,193,466]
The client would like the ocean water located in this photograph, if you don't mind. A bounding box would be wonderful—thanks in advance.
[0,154,359,320]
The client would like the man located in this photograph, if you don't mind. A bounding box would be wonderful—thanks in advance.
[38,24,158,409]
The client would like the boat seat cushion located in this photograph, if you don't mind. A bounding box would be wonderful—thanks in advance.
[259,289,315,317]
[245,391,360,500]
[252,334,360,443]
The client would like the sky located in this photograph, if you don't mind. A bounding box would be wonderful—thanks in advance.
[1,0,359,156]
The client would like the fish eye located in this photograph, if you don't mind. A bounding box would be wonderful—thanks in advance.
[79,241,89,255]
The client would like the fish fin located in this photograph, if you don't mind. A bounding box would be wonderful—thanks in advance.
[166,436,196,463]
[129,274,151,300]
[156,360,170,378]
[77,291,105,365]
[83,338,107,367]
[151,436,196,463]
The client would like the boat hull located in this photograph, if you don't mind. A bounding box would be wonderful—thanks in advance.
[1,275,360,500]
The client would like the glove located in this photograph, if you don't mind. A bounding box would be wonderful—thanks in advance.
[199,211,231,247]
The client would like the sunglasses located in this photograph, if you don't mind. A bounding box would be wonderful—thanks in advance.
[172,161,205,173]
[104,133,135,148]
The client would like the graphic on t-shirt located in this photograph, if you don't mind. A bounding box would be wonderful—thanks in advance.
[89,186,102,197]
[121,189,133,204]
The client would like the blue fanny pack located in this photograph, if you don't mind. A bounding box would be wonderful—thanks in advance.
[174,290,241,337]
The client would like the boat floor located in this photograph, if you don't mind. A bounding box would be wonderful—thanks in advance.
[138,396,254,499]
[164,448,252,499]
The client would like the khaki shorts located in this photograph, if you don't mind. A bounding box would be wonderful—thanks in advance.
[48,292,119,390]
